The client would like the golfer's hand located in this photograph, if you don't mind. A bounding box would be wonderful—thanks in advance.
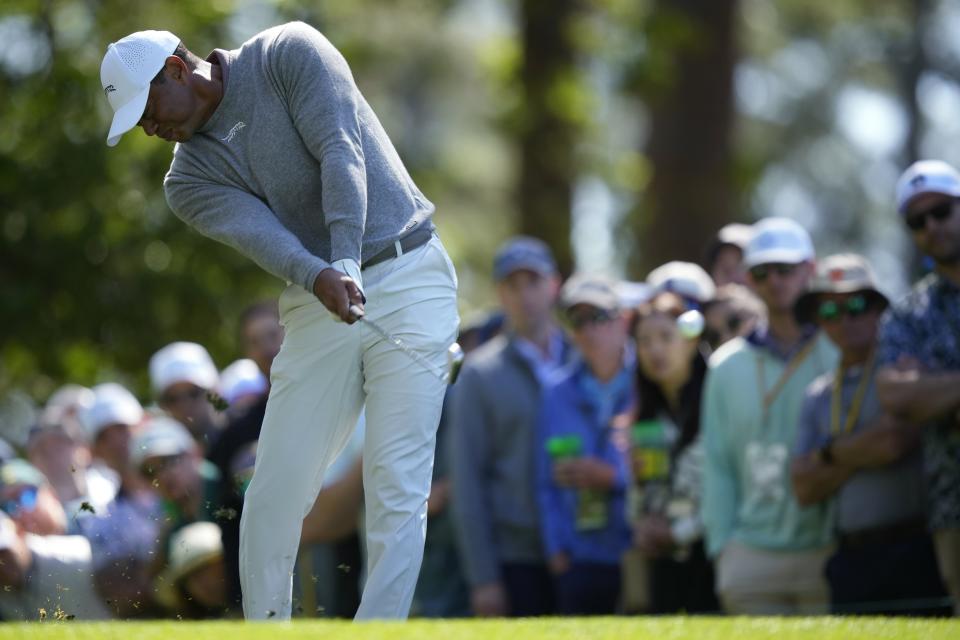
[313,268,364,323]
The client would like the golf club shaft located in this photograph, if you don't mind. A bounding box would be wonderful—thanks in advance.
[349,305,450,382]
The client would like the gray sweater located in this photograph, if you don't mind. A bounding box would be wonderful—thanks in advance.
[164,22,434,291]
[448,333,575,587]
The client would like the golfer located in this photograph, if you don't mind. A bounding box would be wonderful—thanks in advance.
[99,22,459,620]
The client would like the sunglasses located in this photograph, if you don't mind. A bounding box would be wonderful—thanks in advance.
[159,385,205,406]
[749,263,797,282]
[0,486,38,517]
[905,201,954,232]
[817,295,870,322]
[567,308,616,330]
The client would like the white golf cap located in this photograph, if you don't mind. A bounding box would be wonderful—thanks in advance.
[218,359,267,405]
[149,342,219,396]
[80,383,144,440]
[646,261,716,305]
[100,30,180,147]
[743,217,815,269]
[130,416,195,467]
[895,160,960,214]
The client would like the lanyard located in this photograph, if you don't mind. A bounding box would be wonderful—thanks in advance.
[830,351,875,437]
[756,338,817,425]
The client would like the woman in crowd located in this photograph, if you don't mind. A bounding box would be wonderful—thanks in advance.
[627,292,719,614]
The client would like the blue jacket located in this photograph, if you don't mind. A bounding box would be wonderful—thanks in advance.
[536,360,634,565]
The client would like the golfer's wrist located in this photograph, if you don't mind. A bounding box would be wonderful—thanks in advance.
[332,258,364,296]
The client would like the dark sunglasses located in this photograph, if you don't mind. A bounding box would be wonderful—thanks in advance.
[0,486,38,517]
[817,295,870,322]
[749,263,797,282]
[159,386,205,406]
[567,308,616,330]
[905,201,954,232]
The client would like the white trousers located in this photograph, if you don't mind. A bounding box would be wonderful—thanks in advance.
[239,235,459,620]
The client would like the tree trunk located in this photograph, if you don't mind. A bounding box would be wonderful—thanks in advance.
[629,0,738,278]
[517,0,581,275]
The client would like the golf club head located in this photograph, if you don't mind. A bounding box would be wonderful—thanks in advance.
[446,343,464,385]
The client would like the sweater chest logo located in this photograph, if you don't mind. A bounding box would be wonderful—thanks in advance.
[221,121,246,143]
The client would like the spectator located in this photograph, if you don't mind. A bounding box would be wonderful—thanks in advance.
[27,386,116,526]
[702,284,765,353]
[704,223,753,287]
[627,292,718,614]
[75,385,163,618]
[0,460,112,620]
[877,160,960,615]
[701,217,837,615]
[79,383,149,499]
[149,342,224,448]
[133,417,220,535]
[449,236,575,617]
[536,274,633,615]
[156,521,228,618]
[790,254,948,615]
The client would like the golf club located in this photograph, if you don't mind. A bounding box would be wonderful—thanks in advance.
[349,305,464,384]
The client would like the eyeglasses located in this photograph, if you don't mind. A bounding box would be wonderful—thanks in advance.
[749,263,797,282]
[159,386,205,406]
[0,486,38,517]
[905,201,954,232]
[817,295,870,322]
[567,308,615,330]
[140,454,185,480]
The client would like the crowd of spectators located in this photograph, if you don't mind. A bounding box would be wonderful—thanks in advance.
[1,159,959,620]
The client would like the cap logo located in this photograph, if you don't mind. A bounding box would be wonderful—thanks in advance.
[910,174,926,189]
[103,84,116,96]
[828,268,846,282]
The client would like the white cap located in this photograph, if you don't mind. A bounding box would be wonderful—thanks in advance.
[743,217,814,269]
[149,342,219,396]
[100,30,180,147]
[218,359,268,405]
[895,160,960,214]
[130,416,194,467]
[155,521,223,608]
[615,281,654,308]
[39,384,95,431]
[646,261,717,304]
[168,521,223,576]
[80,383,144,440]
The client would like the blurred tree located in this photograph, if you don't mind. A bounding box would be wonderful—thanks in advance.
[624,0,738,277]
[514,0,591,275]
[0,0,497,403]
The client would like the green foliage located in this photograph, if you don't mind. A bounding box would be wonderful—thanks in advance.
[0,0,512,402]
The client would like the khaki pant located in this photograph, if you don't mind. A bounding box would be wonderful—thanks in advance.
[934,528,960,616]
[239,236,459,621]
[716,540,831,615]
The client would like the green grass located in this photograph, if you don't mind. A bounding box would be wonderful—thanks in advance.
[0,617,957,640]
